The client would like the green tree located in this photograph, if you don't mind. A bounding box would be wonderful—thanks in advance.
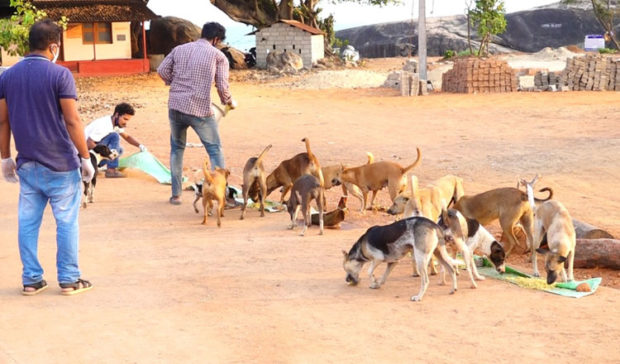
[0,0,67,57]
[469,0,507,56]
[562,0,619,50]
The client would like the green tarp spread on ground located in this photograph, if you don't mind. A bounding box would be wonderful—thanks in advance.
[118,151,179,184]
[477,256,602,298]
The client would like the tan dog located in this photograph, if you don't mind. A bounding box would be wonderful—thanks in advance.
[321,152,373,211]
[453,177,553,256]
[240,144,272,220]
[195,157,230,227]
[531,200,576,283]
[266,137,324,202]
[387,175,440,221]
[387,175,440,276]
[387,174,464,220]
[339,148,422,212]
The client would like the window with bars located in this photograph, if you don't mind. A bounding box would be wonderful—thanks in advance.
[82,23,112,44]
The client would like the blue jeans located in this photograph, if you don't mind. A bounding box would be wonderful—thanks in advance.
[16,162,82,285]
[169,109,224,197]
[97,132,123,169]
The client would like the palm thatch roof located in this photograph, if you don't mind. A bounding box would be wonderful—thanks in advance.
[31,0,157,23]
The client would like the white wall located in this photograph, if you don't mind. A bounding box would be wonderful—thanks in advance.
[255,23,324,68]
[62,22,132,61]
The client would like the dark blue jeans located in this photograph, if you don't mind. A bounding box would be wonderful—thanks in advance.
[97,132,123,169]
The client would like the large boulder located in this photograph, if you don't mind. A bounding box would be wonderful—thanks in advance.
[266,50,303,74]
[218,45,249,70]
[336,5,619,58]
[149,16,201,55]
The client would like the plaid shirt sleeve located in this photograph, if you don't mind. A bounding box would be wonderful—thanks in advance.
[157,48,175,85]
[215,51,232,105]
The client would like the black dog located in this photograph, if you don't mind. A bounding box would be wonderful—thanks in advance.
[82,144,118,208]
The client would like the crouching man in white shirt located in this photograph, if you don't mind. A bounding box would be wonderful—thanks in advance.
[84,102,147,178]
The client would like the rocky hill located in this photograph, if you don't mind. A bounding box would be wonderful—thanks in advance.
[335,1,618,57]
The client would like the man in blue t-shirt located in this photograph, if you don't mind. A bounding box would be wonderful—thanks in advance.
[0,19,95,296]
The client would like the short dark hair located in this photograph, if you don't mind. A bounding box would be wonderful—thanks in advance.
[114,102,135,117]
[29,19,62,51]
[201,22,226,41]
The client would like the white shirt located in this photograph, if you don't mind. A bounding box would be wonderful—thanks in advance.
[84,115,115,143]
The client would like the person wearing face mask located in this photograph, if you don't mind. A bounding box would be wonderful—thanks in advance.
[83,102,146,178]
[157,22,236,205]
[0,19,95,296]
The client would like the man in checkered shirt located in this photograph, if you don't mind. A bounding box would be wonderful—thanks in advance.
[157,22,236,205]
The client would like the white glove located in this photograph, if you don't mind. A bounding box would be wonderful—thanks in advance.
[1,158,18,183]
[81,157,95,183]
[139,144,148,153]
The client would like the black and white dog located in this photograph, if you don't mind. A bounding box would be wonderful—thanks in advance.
[342,216,458,302]
[82,144,119,208]
[437,209,506,281]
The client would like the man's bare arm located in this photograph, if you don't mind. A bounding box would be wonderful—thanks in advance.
[60,98,89,159]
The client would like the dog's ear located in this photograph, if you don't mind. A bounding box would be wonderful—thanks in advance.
[341,250,348,258]
[441,207,449,222]
[557,255,567,263]
[536,247,549,255]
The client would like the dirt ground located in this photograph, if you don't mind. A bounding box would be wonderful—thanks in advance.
[1,58,619,363]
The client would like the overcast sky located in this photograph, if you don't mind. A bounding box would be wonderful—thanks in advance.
[147,0,560,30]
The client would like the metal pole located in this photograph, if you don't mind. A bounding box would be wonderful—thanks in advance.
[418,0,427,81]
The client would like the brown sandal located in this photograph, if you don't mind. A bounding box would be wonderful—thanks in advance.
[22,280,48,296]
[59,279,93,296]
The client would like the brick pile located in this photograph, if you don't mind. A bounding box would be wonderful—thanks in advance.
[559,54,620,91]
[442,58,517,93]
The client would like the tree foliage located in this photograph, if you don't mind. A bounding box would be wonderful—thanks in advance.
[469,0,507,56]
[211,0,399,49]
[562,0,619,49]
[0,0,67,57]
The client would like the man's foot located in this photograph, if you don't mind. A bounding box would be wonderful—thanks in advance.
[169,196,182,205]
[59,279,93,296]
[22,280,48,296]
[105,169,126,178]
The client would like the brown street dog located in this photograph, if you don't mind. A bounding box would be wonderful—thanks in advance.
[266,137,324,202]
[312,196,348,228]
[387,174,464,219]
[452,176,553,256]
[321,152,373,210]
[240,144,272,220]
[286,174,324,236]
[194,157,230,227]
[339,147,422,212]
[532,200,576,283]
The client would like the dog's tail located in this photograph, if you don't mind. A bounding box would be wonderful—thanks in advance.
[535,187,553,202]
[366,152,374,164]
[202,157,214,185]
[302,137,325,188]
[255,144,272,165]
[402,147,422,174]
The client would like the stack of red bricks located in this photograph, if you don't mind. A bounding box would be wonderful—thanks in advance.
[559,54,620,91]
[442,57,517,93]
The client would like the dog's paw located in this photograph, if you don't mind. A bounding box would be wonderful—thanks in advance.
[475,275,486,281]
[410,295,422,302]
[533,272,541,278]
[369,282,380,289]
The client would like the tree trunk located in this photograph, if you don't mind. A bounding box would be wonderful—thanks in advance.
[467,11,473,54]
[573,219,615,239]
[574,238,620,269]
